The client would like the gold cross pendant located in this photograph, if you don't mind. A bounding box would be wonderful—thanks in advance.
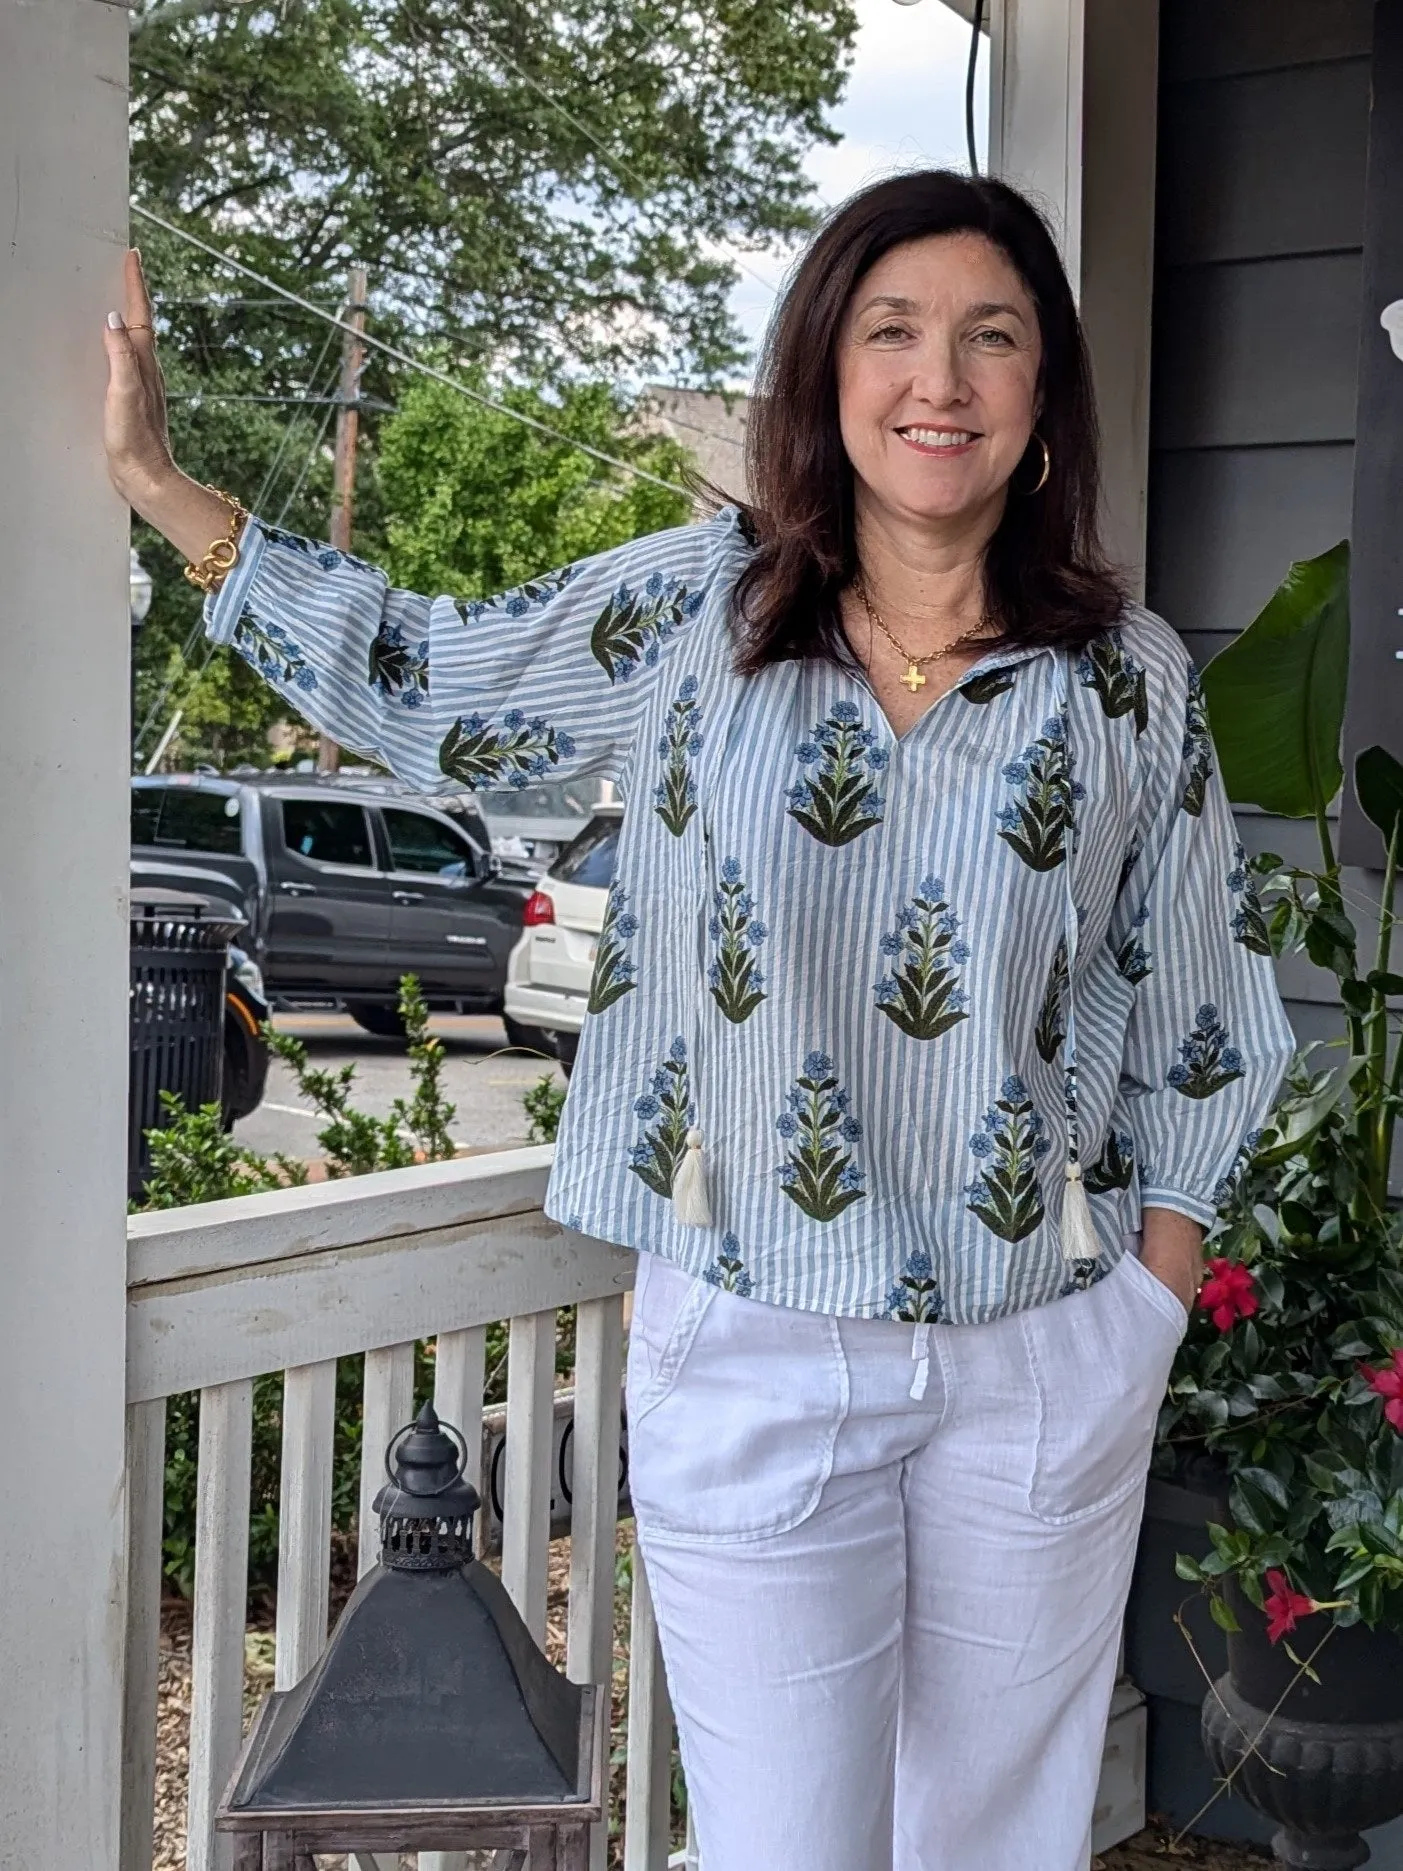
[901,663,927,692]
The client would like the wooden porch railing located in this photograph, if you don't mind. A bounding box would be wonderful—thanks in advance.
[120,1143,1145,1871]
[121,1145,670,1871]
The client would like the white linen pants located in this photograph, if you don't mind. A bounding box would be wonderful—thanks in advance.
[624,1244,1187,1871]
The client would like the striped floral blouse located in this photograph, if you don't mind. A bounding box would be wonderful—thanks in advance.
[207,508,1294,1325]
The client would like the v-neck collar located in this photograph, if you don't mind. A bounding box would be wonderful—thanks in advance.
[842,641,1052,747]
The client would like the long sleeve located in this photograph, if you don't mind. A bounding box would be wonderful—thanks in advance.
[204,514,735,793]
[1109,622,1296,1227]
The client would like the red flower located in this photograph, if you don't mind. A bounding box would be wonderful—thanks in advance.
[1197,1257,1258,1333]
[1359,1349,1403,1432]
[1263,1569,1318,1645]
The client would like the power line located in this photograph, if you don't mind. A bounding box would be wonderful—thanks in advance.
[131,203,693,499]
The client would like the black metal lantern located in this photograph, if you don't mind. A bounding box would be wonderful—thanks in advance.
[218,1404,603,1870]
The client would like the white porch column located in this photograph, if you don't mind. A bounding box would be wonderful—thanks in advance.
[987,0,1161,590]
[0,5,131,1870]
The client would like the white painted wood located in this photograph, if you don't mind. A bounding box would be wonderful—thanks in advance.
[359,1342,417,1578]
[128,1146,556,1285]
[128,1204,634,1402]
[187,1381,254,1871]
[568,1298,625,1871]
[501,1310,557,1642]
[120,1401,167,1871]
[0,8,131,1866]
[1091,1676,1148,1855]
[433,1324,489,1504]
[986,0,1160,586]
[624,1550,674,1871]
[275,1360,337,1689]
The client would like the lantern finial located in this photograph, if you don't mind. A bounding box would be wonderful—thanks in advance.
[372,1402,479,1570]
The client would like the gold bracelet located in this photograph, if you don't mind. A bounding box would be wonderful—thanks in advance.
[182,488,250,595]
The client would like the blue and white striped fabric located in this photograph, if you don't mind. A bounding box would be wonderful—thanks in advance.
[207,509,1294,1325]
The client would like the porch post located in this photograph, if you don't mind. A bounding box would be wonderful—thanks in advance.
[0,5,132,1869]
[984,1,1162,1853]
[988,0,1160,590]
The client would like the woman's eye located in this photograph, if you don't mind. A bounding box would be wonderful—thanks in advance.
[972,327,1015,348]
[868,322,913,344]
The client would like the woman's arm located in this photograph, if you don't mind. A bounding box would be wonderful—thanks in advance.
[103,252,240,564]
[1110,615,1296,1304]
[1140,1207,1205,1316]
[104,251,731,793]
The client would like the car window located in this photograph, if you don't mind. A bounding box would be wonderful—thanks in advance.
[382,808,476,877]
[281,799,373,868]
[130,788,162,846]
[552,817,620,889]
[132,785,243,855]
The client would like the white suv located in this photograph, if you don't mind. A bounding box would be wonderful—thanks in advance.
[503,806,622,1073]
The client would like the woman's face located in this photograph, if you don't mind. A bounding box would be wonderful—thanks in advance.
[836,231,1043,536]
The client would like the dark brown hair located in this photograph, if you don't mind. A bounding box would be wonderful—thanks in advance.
[730,169,1126,673]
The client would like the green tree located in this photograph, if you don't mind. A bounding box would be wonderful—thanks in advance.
[130,0,854,382]
[377,377,693,599]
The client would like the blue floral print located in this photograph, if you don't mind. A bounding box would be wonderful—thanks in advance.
[703,1233,754,1297]
[1168,1004,1245,1100]
[204,512,1296,1324]
[590,572,706,683]
[885,1249,944,1321]
[786,702,887,846]
[655,676,703,836]
[777,1052,866,1222]
[966,1075,1051,1241]
[709,857,767,1024]
[874,874,971,1040]
[438,709,576,789]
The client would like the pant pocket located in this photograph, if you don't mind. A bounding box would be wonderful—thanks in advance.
[626,1277,849,1545]
[1022,1259,1179,1527]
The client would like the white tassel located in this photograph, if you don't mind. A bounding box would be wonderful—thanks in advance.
[672,1127,712,1228]
[1060,1158,1099,1264]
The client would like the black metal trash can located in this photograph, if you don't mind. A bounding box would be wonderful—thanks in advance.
[129,890,244,1200]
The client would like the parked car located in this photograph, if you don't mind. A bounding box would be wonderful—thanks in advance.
[128,865,271,1128]
[131,773,539,1042]
[503,805,623,1073]
[477,778,611,877]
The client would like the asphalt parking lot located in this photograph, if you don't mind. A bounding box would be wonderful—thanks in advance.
[232,1011,568,1163]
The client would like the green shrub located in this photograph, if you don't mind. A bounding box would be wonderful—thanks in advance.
[140,975,501,1596]
[524,1071,568,1144]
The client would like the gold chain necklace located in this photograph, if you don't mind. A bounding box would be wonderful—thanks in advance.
[855,580,991,693]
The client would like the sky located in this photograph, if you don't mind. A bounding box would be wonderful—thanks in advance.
[723,0,988,379]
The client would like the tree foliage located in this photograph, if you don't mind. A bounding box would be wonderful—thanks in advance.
[376,377,693,600]
[128,0,852,766]
[130,0,855,381]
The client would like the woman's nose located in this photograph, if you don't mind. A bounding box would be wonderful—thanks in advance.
[908,338,970,409]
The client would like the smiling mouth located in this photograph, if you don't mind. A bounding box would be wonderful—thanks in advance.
[896,426,981,452]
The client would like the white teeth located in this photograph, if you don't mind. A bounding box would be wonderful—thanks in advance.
[901,428,974,448]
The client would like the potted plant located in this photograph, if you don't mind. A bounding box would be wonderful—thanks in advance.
[1155,542,1403,1866]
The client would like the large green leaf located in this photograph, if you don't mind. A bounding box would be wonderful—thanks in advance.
[1355,744,1403,844]
[1200,541,1349,817]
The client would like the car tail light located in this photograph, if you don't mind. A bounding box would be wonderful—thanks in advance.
[523,890,556,926]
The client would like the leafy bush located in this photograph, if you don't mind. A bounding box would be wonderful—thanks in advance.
[524,1071,568,1144]
[140,976,487,1595]
[1165,544,1403,1637]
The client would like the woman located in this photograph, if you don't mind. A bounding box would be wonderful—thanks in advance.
[105,172,1293,1869]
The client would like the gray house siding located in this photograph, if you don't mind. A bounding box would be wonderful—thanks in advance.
[1146,0,1374,1058]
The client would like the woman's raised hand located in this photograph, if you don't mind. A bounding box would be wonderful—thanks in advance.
[102,249,239,564]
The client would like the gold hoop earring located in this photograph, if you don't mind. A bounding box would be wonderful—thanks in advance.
[1026,434,1050,494]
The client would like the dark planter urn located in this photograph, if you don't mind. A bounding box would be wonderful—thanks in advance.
[1201,1591,1403,1868]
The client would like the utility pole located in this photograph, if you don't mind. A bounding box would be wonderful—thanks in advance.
[316,262,368,774]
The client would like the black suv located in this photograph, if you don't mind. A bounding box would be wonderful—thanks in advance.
[131,773,536,1037]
